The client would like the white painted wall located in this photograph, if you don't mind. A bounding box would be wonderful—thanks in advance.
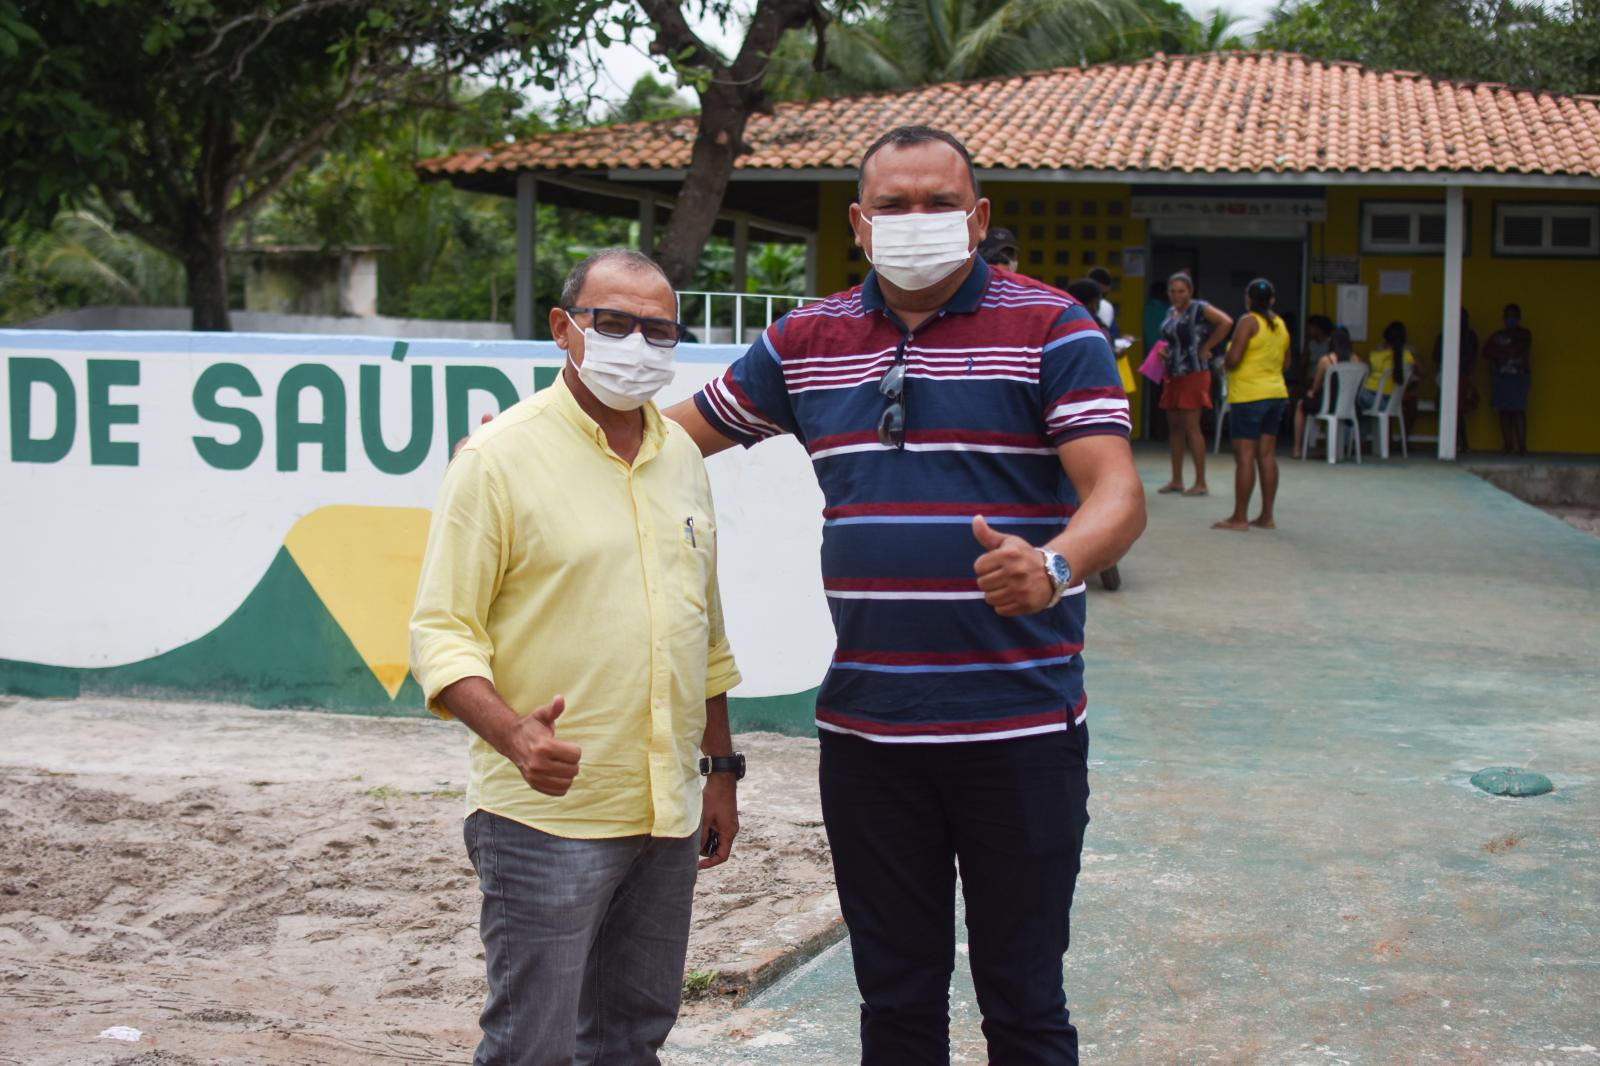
[0,330,831,699]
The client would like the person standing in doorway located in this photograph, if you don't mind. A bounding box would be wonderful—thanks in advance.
[1142,279,1169,352]
[1483,303,1533,454]
[410,249,744,1066]
[1213,278,1290,530]
[666,125,1146,1065]
[1156,271,1233,496]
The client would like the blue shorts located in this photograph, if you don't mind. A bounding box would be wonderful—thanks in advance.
[1229,398,1287,440]
[1490,374,1530,411]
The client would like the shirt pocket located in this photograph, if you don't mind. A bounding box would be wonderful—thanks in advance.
[673,513,712,619]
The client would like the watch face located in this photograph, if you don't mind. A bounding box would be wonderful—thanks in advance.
[1048,553,1072,585]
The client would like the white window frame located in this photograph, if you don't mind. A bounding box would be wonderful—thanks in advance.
[1493,203,1600,257]
[1360,201,1446,254]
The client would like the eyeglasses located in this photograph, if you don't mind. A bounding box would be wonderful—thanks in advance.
[876,338,908,449]
[565,306,687,348]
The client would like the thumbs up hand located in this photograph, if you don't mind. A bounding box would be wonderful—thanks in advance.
[505,694,583,796]
[972,515,1055,617]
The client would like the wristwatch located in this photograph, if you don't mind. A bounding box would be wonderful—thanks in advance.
[699,753,746,780]
[1038,548,1072,608]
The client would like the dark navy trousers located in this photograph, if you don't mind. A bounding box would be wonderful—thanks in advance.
[819,722,1091,1066]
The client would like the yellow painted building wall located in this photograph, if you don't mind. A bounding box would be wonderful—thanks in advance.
[813,179,1600,453]
[813,180,1151,436]
[1312,186,1600,454]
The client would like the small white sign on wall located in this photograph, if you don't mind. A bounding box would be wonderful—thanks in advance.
[1337,284,1369,341]
[1379,270,1411,295]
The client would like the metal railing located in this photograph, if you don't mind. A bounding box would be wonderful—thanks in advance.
[676,290,819,345]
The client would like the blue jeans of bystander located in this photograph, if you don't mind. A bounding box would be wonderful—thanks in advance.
[464,810,699,1066]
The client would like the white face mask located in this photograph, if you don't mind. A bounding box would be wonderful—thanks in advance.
[565,313,676,412]
[862,207,978,292]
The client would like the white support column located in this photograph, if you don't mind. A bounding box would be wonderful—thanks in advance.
[638,197,656,257]
[1438,184,1465,460]
[804,232,818,298]
[732,218,750,344]
[515,174,538,340]
[732,217,750,293]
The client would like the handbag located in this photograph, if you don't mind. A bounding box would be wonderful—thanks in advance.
[1117,354,1138,394]
[1139,340,1168,384]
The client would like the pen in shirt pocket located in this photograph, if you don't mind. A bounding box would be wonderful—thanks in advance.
[684,516,697,547]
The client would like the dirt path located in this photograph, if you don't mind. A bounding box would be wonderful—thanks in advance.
[0,697,833,1065]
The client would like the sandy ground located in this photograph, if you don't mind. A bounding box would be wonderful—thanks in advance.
[0,697,833,1065]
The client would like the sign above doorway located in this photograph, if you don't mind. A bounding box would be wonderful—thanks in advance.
[1131,196,1327,222]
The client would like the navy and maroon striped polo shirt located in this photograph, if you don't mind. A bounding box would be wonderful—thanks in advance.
[694,258,1130,743]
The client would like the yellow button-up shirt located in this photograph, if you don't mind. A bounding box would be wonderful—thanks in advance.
[409,372,740,839]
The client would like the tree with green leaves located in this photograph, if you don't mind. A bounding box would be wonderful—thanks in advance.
[252,85,643,326]
[604,72,698,124]
[629,0,834,288]
[1258,0,1599,95]
[760,0,1249,102]
[760,0,1153,99]
[1171,6,1247,52]
[1,207,185,324]
[0,1,622,330]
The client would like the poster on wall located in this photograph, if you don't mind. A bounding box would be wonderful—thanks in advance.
[0,331,833,729]
[1379,270,1412,295]
[1311,256,1361,285]
[1123,248,1147,278]
[1336,284,1369,341]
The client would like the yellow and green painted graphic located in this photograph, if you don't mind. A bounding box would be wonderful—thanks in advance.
[1,332,829,735]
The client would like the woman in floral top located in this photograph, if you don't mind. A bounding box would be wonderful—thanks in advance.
[1157,272,1234,495]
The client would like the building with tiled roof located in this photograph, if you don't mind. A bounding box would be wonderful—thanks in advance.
[421,51,1600,455]
[423,50,1600,183]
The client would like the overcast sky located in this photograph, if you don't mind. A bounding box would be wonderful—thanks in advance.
[1185,0,1280,33]
[547,0,1286,118]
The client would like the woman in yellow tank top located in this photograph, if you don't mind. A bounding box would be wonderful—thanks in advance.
[1214,279,1290,532]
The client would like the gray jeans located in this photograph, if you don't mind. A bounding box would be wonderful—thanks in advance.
[464,810,700,1066]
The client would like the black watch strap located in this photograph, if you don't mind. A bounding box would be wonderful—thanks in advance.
[699,753,746,780]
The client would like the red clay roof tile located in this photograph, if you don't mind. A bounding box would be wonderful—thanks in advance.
[419,51,1600,181]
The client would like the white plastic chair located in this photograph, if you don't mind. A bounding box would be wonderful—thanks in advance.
[1362,368,1409,459]
[1212,375,1230,453]
[1301,362,1366,464]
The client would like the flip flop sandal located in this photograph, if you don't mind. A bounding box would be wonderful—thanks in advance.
[1156,484,1183,494]
[1182,487,1209,496]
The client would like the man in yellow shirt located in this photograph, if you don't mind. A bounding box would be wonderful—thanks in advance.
[409,249,742,1066]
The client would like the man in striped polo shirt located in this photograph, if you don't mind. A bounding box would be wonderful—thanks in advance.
[667,126,1146,1064]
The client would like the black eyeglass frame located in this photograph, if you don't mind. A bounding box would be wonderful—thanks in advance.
[876,336,909,450]
[564,306,688,348]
